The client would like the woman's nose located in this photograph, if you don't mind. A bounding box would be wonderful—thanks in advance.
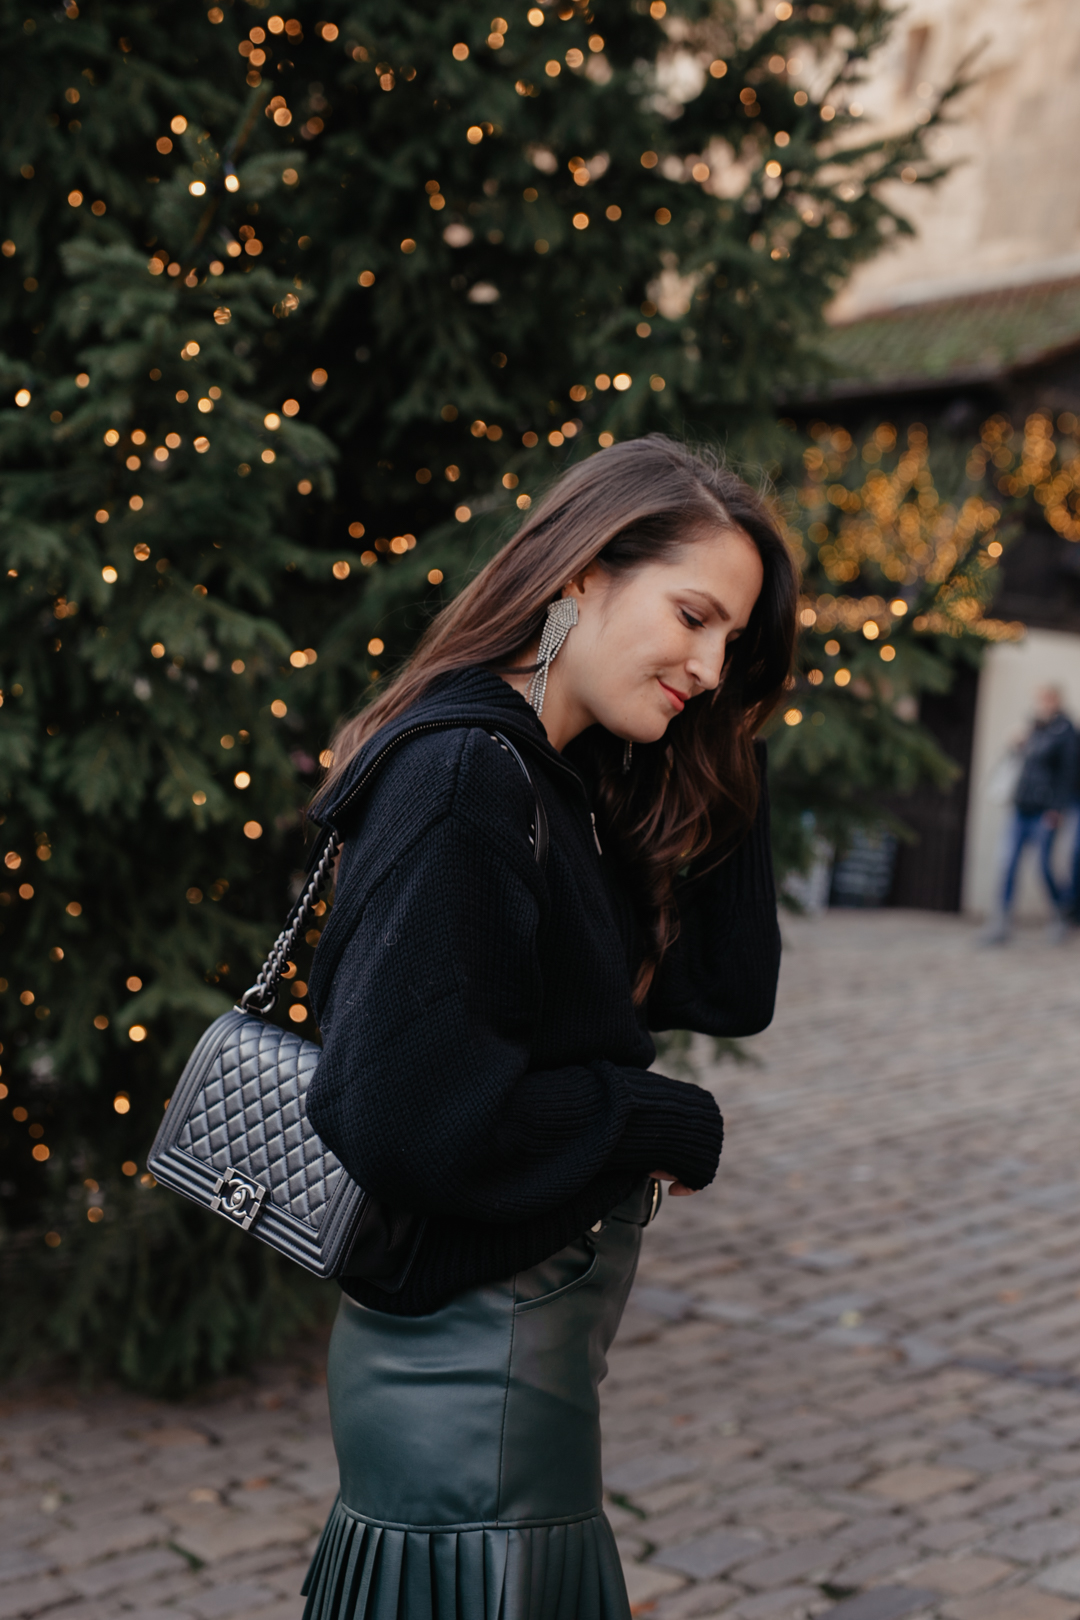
[687,639,726,691]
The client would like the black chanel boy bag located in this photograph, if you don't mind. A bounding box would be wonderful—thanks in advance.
[147,728,548,1284]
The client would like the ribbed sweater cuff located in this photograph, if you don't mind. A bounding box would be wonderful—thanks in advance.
[606,1071,724,1190]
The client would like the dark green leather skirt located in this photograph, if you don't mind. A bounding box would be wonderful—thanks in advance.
[301,1180,658,1620]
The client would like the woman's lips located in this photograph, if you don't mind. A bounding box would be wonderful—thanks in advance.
[658,679,687,712]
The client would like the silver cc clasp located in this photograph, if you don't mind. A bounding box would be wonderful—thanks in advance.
[210,1166,267,1231]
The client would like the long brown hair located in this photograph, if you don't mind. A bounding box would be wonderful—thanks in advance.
[319,436,798,997]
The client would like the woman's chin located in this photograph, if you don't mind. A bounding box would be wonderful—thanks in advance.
[602,706,671,745]
[627,717,673,745]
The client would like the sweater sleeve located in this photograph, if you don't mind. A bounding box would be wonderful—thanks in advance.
[645,745,781,1037]
[305,813,722,1224]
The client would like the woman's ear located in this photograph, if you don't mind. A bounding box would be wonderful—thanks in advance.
[564,563,603,601]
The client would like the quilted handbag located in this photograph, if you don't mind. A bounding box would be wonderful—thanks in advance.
[147,727,548,1283]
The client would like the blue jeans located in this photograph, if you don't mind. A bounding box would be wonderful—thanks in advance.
[1001,810,1064,914]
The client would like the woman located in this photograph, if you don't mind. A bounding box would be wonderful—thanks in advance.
[301,436,797,1620]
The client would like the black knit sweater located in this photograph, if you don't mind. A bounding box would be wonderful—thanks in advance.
[306,667,780,1314]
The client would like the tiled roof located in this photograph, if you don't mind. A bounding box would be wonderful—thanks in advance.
[815,275,1080,398]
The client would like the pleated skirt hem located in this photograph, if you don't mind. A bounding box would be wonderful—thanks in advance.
[301,1495,631,1620]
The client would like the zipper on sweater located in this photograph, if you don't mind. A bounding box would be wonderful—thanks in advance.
[328,715,585,823]
[328,720,469,825]
[246,727,456,1005]
[325,714,601,867]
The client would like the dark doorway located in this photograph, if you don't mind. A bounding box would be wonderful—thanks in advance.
[886,662,980,910]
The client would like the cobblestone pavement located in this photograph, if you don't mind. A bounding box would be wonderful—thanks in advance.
[4,912,1080,1620]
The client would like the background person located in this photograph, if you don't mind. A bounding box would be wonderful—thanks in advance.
[299,437,797,1620]
[983,684,1075,944]
[1068,726,1080,925]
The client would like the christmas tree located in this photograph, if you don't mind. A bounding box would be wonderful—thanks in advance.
[1,0,956,1389]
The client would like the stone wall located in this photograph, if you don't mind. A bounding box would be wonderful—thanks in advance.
[829,0,1080,322]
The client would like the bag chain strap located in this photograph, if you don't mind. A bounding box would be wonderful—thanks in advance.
[238,830,341,1016]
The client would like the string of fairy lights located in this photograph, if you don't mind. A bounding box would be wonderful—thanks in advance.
[788,418,1029,654]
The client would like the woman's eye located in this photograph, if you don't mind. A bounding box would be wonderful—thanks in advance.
[680,609,705,630]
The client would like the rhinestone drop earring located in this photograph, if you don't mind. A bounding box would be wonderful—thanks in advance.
[527,596,578,717]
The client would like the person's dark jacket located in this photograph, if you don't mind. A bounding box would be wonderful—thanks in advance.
[305,666,780,1314]
[1015,712,1075,815]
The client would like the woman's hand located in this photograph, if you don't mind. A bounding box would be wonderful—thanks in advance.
[650,1170,696,1197]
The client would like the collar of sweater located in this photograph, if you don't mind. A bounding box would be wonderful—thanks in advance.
[313,665,586,836]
